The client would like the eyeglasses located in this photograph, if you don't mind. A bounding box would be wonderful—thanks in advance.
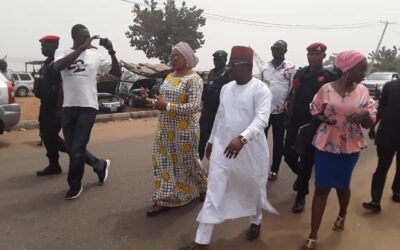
[228,61,251,68]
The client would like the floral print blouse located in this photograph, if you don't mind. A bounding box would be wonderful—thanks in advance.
[310,83,377,154]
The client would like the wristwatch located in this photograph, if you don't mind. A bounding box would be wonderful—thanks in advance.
[239,136,248,145]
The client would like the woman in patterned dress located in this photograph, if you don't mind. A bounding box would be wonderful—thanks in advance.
[301,50,376,249]
[142,42,207,216]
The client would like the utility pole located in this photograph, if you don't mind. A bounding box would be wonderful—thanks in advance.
[368,21,396,74]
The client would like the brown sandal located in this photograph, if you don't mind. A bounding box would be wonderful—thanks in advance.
[332,216,345,231]
[146,204,170,217]
[179,242,209,250]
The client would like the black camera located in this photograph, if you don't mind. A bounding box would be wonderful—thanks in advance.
[99,38,108,46]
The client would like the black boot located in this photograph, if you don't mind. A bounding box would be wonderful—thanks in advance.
[36,165,62,176]
[362,201,381,213]
[392,193,400,203]
[292,197,305,214]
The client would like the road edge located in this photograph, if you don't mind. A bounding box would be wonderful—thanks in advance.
[11,110,159,131]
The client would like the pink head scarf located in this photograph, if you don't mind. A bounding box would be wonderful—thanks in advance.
[335,50,366,73]
[173,42,199,69]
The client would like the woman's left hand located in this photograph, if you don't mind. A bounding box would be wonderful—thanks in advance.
[154,97,168,111]
[347,108,369,124]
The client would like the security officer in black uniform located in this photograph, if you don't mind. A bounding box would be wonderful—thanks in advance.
[198,50,231,160]
[35,35,68,176]
[284,42,338,213]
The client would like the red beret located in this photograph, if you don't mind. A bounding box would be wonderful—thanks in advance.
[230,46,254,64]
[307,42,327,52]
[39,35,60,42]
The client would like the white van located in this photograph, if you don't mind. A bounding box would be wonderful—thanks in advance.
[0,74,20,133]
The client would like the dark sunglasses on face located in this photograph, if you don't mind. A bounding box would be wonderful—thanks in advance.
[228,61,251,68]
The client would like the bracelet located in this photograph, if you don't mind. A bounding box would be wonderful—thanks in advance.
[108,49,116,55]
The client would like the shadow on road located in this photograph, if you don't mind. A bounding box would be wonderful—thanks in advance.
[0,190,66,220]
[0,173,65,192]
[109,200,200,241]
[0,140,10,148]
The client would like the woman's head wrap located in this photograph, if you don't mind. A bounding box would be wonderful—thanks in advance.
[335,50,366,73]
[172,42,199,69]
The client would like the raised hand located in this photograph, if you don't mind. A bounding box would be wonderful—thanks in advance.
[80,35,99,50]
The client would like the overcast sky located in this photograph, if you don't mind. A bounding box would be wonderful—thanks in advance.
[1,0,400,72]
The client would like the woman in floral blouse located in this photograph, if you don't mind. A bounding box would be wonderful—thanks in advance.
[302,50,376,249]
[142,42,208,216]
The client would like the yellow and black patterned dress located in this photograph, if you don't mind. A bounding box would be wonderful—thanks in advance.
[151,73,208,207]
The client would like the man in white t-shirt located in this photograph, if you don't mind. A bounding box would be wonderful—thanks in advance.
[261,40,296,181]
[54,24,121,200]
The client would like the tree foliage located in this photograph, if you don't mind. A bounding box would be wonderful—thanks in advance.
[126,0,206,63]
[369,46,400,72]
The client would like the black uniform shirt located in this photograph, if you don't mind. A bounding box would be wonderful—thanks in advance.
[202,67,230,115]
[376,80,400,146]
[291,66,338,125]
[36,57,62,113]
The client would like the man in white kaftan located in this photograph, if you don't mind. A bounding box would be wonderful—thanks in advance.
[180,46,277,250]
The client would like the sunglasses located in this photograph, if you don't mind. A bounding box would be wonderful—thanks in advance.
[271,46,286,51]
[228,61,252,68]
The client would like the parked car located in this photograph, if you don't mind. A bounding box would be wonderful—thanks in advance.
[362,72,400,99]
[0,74,20,134]
[119,78,159,107]
[12,71,34,97]
[97,80,125,113]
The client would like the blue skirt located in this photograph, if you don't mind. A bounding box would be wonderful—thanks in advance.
[314,149,360,189]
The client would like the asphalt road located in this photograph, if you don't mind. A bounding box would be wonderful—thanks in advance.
[0,118,399,250]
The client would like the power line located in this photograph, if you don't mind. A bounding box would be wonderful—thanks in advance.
[203,13,380,30]
[120,0,382,30]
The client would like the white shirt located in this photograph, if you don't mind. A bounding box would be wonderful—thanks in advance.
[261,60,296,114]
[54,48,111,110]
[197,78,277,224]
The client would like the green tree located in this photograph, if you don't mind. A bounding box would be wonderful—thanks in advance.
[126,0,206,63]
[368,46,400,72]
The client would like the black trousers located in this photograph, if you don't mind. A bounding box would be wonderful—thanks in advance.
[62,107,104,189]
[39,104,67,166]
[284,122,314,199]
[198,111,216,160]
[371,144,400,203]
[264,113,286,173]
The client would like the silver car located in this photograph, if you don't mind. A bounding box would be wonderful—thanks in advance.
[12,71,34,97]
[0,74,20,134]
[362,72,400,99]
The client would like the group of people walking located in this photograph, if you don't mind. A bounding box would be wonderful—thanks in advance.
[30,23,400,250]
